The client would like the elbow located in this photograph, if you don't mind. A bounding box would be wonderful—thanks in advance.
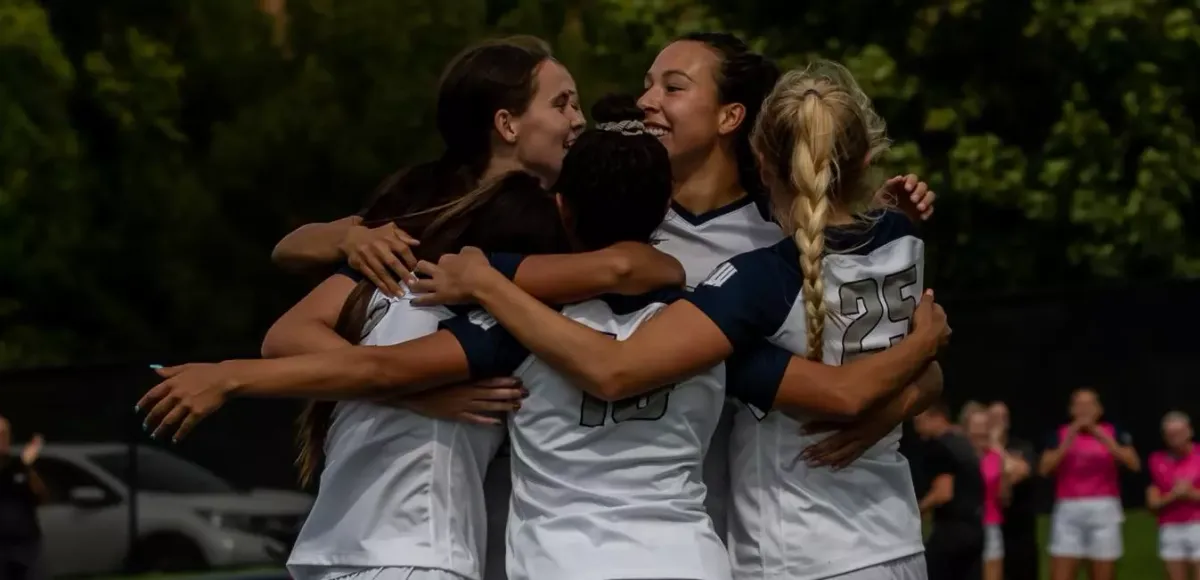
[590,366,643,402]
[261,322,288,359]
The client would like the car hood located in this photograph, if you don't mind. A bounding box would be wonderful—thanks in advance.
[139,488,313,515]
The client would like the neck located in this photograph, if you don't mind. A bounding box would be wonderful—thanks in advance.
[482,155,548,188]
[671,147,744,215]
[1174,442,1194,456]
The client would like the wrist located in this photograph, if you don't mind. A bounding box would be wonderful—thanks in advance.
[337,224,367,258]
[467,265,509,301]
[217,361,248,397]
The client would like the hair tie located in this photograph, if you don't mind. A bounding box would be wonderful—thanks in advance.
[596,120,646,136]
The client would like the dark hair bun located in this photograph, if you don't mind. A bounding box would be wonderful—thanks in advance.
[591,93,644,124]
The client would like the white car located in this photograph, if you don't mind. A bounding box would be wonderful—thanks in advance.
[16,442,312,577]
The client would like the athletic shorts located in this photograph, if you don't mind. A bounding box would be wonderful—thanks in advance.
[1160,522,1200,562]
[983,524,1004,561]
[1048,497,1124,560]
[288,566,470,580]
[826,553,928,580]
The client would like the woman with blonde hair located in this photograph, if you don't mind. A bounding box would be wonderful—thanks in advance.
[409,60,949,579]
[959,401,986,429]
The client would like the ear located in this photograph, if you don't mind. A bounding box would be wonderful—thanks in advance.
[494,109,520,145]
[717,102,746,136]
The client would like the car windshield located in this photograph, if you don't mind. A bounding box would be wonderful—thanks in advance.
[88,448,236,494]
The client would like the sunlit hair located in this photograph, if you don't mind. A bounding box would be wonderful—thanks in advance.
[750,60,890,361]
[958,400,987,428]
[1163,411,1191,428]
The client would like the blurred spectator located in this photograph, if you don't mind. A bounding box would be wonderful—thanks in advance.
[0,417,46,580]
[958,400,985,430]
[987,401,1039,580]
[1040,388,1140,580]
[1147,411,1200,580]
[966,409,1030,580]
[914,401,985,580]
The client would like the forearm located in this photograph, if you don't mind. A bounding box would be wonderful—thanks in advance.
[471,273,621,398]
[231,343,467,400]
[512,245,683,304]
[919,489,950,514]
[1113,446,1142,472]
[262,321,351,358]
[839,333,938,405]
[25,468,47,503]
[272,217,358,271]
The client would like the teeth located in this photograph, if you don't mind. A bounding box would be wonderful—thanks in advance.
[645,126,668,137]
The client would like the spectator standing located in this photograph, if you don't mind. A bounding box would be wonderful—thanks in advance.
[0,417,46,580]
[915,401,985,580]
[1148,411,1200,580]
[1040,388,1140,580]
[987,401,1039,580]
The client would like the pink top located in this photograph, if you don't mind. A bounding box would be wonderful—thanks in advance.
[1149,445,1200,525]
[981,449,1004,525]
[1052,422,1125,500]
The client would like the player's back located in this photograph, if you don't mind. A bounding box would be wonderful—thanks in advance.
[721,210,925,580]
[289,289,504,580]
[505,292,731,580]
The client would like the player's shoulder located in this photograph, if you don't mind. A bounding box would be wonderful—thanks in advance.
[700,238,797,287]
[826,209,920,256]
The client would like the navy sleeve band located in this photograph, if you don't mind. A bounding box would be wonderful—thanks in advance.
[336,264,365,282]
[724,341,790,413]
[488,253,526,281]
[439,311,530,378]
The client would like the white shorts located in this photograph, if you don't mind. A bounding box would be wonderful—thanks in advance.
[1160,522,1200,562]
[826,554,928,580]
[1049,497,1124,561]
[288,567,469,580]
[983,524,1004,561]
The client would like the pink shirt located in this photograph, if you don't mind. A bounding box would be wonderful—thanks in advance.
[981,450,1004,525]
[1052,422,1126,500]
[1149,445,1200,525]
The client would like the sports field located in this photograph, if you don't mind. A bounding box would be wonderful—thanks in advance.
[99,511,1163,580]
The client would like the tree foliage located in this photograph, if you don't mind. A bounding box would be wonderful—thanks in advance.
[1,0,1197,368]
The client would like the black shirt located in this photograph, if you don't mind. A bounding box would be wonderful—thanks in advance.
[0,456,39,543]
[1001,437,1038,533]
[926,431,984,525]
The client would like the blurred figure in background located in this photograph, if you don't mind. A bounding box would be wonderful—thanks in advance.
[0,417,46,580]
[915,401,985,580]
[987,401,1039,580]
[958,400,985,430]
[965,409,1030,580]
[1040,388,1140,580]
[1148,411,1200,580]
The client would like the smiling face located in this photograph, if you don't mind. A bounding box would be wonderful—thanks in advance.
[637,41,729,169]
[509,60,585,184]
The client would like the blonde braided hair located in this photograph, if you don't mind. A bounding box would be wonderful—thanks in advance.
[751,61,890,361]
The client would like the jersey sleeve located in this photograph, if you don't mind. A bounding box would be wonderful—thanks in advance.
[685,250,791,349]
[439,310,530,378]
[1148,453,1171,489]
[724,340,790,413]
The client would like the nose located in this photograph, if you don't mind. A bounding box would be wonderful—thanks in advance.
[637,87,661,115]
[568,105,586,131]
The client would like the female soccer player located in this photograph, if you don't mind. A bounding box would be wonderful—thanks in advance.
[1040,388,1141,580]
[409,61,945,580]
[1148,411,1200,580]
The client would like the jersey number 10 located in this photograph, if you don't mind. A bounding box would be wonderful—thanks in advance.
[838,265,919,364]
[578,388,672,427]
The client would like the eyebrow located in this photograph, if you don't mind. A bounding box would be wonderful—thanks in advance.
[644,69,695,84]
[551,89,577,102]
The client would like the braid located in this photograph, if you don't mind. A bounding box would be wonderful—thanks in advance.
[789,94,837,361]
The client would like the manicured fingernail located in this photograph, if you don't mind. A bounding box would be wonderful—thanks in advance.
[133,405,140,413]
[149,364,163,370]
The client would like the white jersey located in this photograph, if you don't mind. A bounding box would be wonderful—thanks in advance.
[288,289,505,580]
[442,292,737,580]
[689,211,926,580]
[655,197,786,289]
[653,197,785,546]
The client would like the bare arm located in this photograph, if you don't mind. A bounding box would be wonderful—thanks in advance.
[1094,428,1141,472]
[261,274,357,358]
[1038,431,1078,476]
[772,354,941,421]
[412,242,686,307]
[920,474,954,514]
[24,466,47,504]
[272,216,362,272]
